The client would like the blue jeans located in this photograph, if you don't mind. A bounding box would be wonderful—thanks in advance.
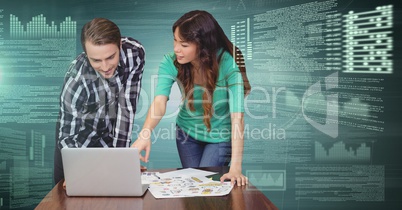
[176,125,232,168]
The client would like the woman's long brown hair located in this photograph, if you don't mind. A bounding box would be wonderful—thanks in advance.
[173,10,250,131]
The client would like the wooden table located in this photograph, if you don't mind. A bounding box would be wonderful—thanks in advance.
[35,167,278,210]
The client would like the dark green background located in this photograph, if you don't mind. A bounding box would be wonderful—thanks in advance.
[0,0,401,209]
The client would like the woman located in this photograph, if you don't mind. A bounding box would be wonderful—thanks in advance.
[132,10,250,186]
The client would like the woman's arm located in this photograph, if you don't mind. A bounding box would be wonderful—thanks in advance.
[220,112,248,186]
[131,95,168,162]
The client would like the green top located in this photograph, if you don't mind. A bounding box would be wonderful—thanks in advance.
[155,50,244,143]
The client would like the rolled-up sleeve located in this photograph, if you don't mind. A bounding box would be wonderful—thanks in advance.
[113,39,146,147]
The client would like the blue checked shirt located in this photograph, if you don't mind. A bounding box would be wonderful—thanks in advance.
[57,37,145,148]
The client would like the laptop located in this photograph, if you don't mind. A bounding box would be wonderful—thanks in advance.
[61,147,149,196]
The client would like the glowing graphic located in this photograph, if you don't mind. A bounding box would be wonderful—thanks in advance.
[10,14,76,39]
[315,141,370,162]
[343,5,393,74]
[246,170,286,191]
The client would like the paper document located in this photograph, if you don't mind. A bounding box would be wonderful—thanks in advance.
[141,168,232,198]
[160,168,218,178]
[141,172,162,185]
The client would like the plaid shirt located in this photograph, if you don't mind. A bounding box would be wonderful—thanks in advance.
[57,37,145,148]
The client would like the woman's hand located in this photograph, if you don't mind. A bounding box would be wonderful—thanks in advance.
[220,167,248,186]
[131,133,152,163]
[223,113,248,186]
[130,95,168,164]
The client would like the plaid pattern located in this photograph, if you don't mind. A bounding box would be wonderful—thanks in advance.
[58,37,145,148]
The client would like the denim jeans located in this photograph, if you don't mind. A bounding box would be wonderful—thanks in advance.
[176,125,231,168]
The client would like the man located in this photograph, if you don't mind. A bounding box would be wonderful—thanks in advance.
[54,18,145,184]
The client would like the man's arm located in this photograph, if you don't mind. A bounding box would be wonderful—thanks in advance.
[58,76,87,148]
[57,55,91,149]
[113,38,145,147]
